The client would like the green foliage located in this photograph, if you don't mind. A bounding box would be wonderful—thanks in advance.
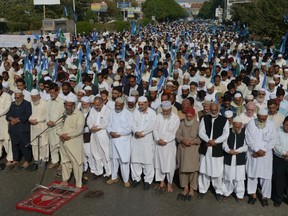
[197,0,224,19]
[142,0,188,22]
[7,22,29,32]
[0,22,8,34]
[232,0,288,42]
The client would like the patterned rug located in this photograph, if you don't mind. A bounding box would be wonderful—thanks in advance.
[16,180,87,215]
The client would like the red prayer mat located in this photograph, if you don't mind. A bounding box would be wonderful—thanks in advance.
[16,180,87,215]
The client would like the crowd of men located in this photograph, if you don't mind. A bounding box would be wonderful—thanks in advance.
[0,20,288,207]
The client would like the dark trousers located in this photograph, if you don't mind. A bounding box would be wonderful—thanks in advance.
[272,155,288,203]
[11,133,32,162]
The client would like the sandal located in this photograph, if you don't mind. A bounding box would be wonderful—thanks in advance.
[153,185,166,195]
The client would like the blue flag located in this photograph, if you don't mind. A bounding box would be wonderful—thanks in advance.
[64,6,68,17]
[121,43,125,61]
[262,72,267,89]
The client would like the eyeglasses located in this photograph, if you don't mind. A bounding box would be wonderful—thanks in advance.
[14,97,21,99]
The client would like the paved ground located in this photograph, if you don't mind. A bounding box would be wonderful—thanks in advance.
[0,161,287,216]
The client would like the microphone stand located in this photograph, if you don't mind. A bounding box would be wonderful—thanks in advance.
[27,114,66,193]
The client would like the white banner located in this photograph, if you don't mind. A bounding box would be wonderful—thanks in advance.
[34,0,60,5]
[0,33,70,48]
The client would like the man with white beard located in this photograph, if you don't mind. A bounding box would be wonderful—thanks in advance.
[245,108,276,206]
[198,103,229,201]
[222,117,247,202]
[28,89,49,171]
[239,102,257,127]
[255,89,267,110]
[126,96,136,113]
[106,97,132,187]
[153,101,180,193]
[0,83,13,170]
[87,96,111,179]
[80,96,95,180]
[130,96,156,190]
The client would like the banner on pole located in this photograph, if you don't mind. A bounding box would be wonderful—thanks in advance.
[34,0,60,5]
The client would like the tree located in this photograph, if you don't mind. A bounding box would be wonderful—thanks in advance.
[197,0,224,19]
[232,0,288,42]
[142,0,188,22]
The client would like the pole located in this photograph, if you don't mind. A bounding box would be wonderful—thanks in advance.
[73,0,77,36]
[123,0,126,21]
[43,5,45,19]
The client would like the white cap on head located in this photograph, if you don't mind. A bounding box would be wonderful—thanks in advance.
[161,101,172,109]
[81,96,91,103]
[71,65,77,70]
[87,70,94,75]
[245,94,254,100]
[115,97,124,104]
[257,108,268,116]
[250,76,257,81]
[149,86,157,92]
[259,88,266,92]
[268,80,275,84]
[30,89,39,96]
[78,89,86,95]
[65,95,77,103]
[113,81,120,87]
[225,110,233,118]
[274,74,280,79]
[16,70,24,76]
[166,82,173,86]
[234,93,242,98]
[199,77,205,82]
[138,96,147,102]
[84,86,92,91]
[41,70,48,76]
[151,77,158,81]
[206,83,214,89]
[14,89,23,94]
[278,54,283,58]
[142,77,149,82]
[167,77,173,81]
[44,76,51,81]
[182,85,189,90]
[233,116,242,123]
[114,75,121,81]
[127,96,136,103]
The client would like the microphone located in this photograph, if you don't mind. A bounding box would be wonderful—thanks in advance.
[62,111,67,121]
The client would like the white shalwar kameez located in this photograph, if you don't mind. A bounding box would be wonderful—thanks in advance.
[245,119,276,198]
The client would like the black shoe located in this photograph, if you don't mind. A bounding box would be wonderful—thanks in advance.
[197,193,205,200]
[177,193,184,201]
[274,202,281,207]
[185,194,192,201]
[143,182,150,191]
[248,196,257,205]
[216,193,223,202]
[131,180,140,188]
[0,163,5,170]
[261,199,268,207]
[27,163,38,172]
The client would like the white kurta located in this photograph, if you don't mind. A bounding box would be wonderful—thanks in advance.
[106,108,132,163]
[222,135,247,181]
[131,107,156,164]
[153,113,180,173]
[29,99,49,161]
[268,113,285,129]
[245,119,276,179]
[87,105,111,162]
[198,117,229,177]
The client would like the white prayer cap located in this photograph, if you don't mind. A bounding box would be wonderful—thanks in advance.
[167,77,173,81]
[202,63,208,68]
[30,89,39,96]
[14,89,23,94]
[113,81,120,87]
[274,74,281,79]
[206,83,214,89]
[259,88,266,92]
[78,89,86,95]
[65,95,77,103]
[161,101,172,109]
[81,96,91,103]
[41,70,48,76]
[127,96,136,103]
[131,90,139,96]
[149,86,157,92]
[202,96,212,104]
[142,77,149,82]
[44,76,51,81]
[199,77,206,82]
[251,56,256,59]
[269,93,277,100]
[71,65,77,70]
[138,96,147,102]
[87,70,94,75]
[126,65,132,70]
[257,108,268,116]
[166,82,173,86]
[183,73,190,79]
[284,68,288,72]
[2,81,9,88]
[16,69,23,76]
[182,85,189,90]
[245,94,254,100]
[250,76,257,81]
[115,97,124,104]
[69,74,77,81]
[84,86,92,91]
[261,62,266,66]
[268,80,275,84]
[151,77,158,81]
[278,54,283,58]
[220,56,225,60]
[234,93,242,98]
[112,74,120,81]
[225,110,233,118]
[233,116,242,123]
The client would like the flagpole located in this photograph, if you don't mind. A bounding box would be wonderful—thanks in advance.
[43,5,45,19]
[73,0,77,36]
